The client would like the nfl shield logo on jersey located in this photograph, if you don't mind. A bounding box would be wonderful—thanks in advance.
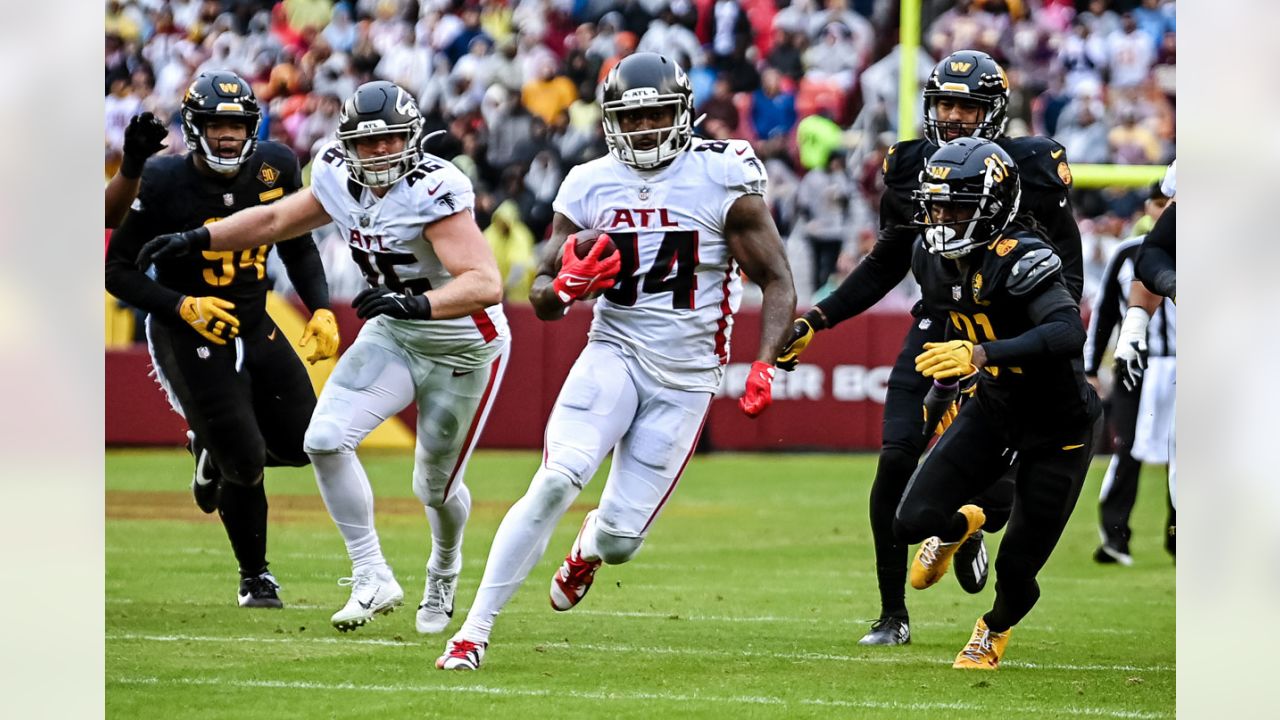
[223,193,234,207]
[359,214,371,228]
[638,185,650,201]
[952,285,962,301]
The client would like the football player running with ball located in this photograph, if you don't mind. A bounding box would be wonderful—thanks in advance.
[898,138,1101,669]
[775,50,1084,646]
[138,81,509,635]
[436,52,797,671]
[107,71,337,608]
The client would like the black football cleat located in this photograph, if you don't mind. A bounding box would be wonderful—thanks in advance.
[954,530,989,594]
[186,431,222,514]
[858,616,911,646]
[238,572,284,608]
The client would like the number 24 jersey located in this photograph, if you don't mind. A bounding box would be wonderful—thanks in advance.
[552,138,769,392]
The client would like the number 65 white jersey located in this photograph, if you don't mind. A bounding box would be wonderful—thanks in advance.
[310,139,508,369]
[552,138,768,393]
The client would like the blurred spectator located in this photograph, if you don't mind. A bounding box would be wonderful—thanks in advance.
[751,67,797,140]
[795,110,843,170]
[105,78,142,155]
[806,0,873,71]
[321,3,357,53]
[796,150,853,295]
[710,0,753,67]
[1055,96,1111,165]
[523,58,578,124]
[803,22,861,91]
[485,199,537,302]
[766,29,807,82]
[699,76,741,136]
[1107,13,1156,91]
[639,7,705,69]
[1108,108,1162,165]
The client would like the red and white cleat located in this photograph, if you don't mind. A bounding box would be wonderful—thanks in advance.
[549,511,602,611]
[435,638,486,670]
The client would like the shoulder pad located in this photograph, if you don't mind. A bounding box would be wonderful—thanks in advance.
[1000,135,1071,190]
[883,139,932,187]
[723,139,768,196]
[1006,245,1063,296]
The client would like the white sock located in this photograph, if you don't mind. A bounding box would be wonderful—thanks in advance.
[576,510,601,562]
[427,483,470,577]
[311,450,386,575]
[456,468,579,644]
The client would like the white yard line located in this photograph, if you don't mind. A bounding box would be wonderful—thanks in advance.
[109,675,1169,719]
[106,633,1173,673]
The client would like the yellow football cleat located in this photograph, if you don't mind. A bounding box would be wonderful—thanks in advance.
[909,504,986,589]
[953,617,1011,670]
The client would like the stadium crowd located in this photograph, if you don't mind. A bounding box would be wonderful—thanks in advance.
[105,0,1176,307]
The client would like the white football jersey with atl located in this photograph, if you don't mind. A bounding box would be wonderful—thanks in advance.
[310,140,508,368]
[553,138,768,392]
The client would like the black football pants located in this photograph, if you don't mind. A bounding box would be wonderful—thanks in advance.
[868,315,1015,618]
[148,314,315,577]
[893,398,1102,632]
[1098,375,1142,548]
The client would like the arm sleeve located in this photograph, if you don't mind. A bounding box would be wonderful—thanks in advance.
[104,203,185,319]
[980,283,1085,366]
[1135,203,1176,298]
[273,158,331,312]
[1082,245,1129,375]
[813,188,915,327]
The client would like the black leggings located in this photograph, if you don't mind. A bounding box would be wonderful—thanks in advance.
[894,399,1101,631]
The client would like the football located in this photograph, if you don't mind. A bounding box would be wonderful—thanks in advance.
[571,229,616,261]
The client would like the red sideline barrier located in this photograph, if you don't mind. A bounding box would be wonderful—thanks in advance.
[106,304,913,450]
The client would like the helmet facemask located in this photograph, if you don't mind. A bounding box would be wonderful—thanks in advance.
[602,92,692,169]
[923,91,1007,146]
[337,120,423,188]
[915,166,1020,260]
[183,109,259,174]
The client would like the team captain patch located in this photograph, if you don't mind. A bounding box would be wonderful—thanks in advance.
[994,237,1018,256]
[258,162,279,187]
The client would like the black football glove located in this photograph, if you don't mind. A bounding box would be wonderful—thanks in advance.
[353,286,433,320]
[137,226,211,269]
[121,111,168,178]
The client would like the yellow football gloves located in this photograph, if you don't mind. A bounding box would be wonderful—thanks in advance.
[299,309,340,364]
[915,340,977,380]
[178,295,239,345]
[776,317,817,371]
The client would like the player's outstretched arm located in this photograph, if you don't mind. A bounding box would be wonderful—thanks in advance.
[136,189,331,268]
[529,212,585,321]
[1134,202,1176,301]
[726,194,797,418]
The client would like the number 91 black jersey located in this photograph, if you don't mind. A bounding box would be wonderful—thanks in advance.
[912,230,1099,434]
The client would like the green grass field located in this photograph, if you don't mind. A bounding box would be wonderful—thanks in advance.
[106,450,1174,719]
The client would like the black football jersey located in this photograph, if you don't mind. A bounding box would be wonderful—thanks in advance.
[911,230,1096,434]
[106,141,307,328]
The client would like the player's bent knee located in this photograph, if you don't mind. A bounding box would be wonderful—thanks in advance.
[411,468,449,507]
[993,552,1039,583]
[304,418,350,456]
[525,467,580,516]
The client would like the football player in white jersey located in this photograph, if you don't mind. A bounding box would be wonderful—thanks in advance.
[436,52,797,671]
[137,81,509,635]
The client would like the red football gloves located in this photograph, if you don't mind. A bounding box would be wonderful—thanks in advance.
[552,235,622,303]
[739,361,776,418]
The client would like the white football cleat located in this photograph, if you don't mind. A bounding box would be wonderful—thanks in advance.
[436,637,486,670]
[549,511,602,611]
[415,571,457,634]
[330,566,403,632]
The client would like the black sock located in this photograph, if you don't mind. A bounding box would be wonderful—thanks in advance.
[870,448,919,619]
[217,477,269,578]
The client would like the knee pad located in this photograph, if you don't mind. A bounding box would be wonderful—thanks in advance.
[412,461,449,507]
[519,468,581,522]
[218,457,265,487]
[544,449,596,489]
[303,417,349,456]
[629,426,676,470]
[594,527,644,565]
